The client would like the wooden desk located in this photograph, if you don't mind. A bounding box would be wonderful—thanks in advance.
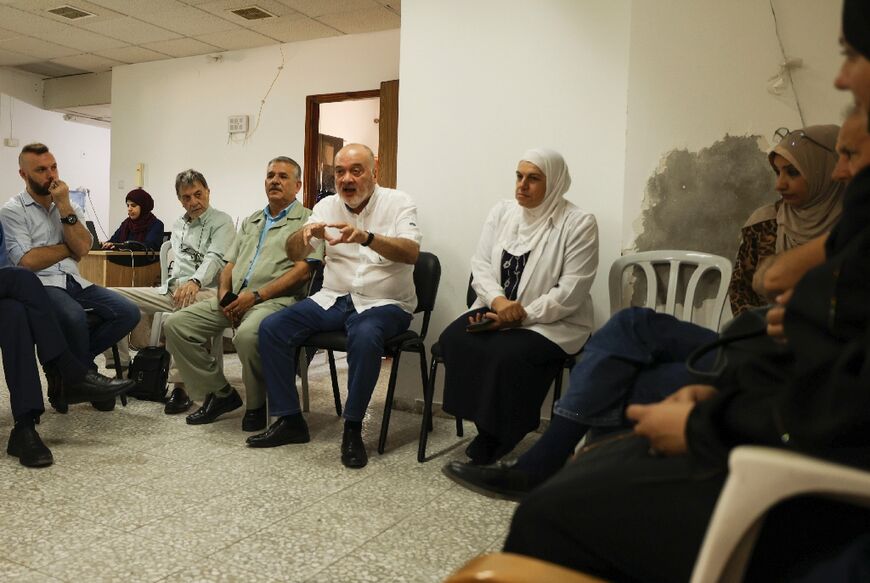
[79,251,161,287]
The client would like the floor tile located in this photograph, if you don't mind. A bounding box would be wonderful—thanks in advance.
[0,352,524,583]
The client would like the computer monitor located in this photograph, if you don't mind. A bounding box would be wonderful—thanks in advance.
[86,220,101,250]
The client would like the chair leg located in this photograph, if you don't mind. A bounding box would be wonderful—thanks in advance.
[111,343,127,406]
[456,416,464,437]
[327,350,342,417]
[418,357,440,462]
[417,349,432,432]
[296,346,310,413]
[552,367,564,416]
[378,352,403,455]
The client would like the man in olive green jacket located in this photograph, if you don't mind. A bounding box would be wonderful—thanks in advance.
[165,156,322,432]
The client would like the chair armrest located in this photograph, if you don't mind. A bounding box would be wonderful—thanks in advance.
[691,446,870,583]
[445,553,606,583]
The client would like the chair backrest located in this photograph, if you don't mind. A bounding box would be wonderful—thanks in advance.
[608,250,732,331]
[412,251,442,339]
[159,240,173,286]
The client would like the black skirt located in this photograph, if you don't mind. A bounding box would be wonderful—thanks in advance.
[440,308,567,446]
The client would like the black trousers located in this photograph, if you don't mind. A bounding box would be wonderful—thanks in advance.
[504,434,870,583]
[440,308,566,447]
[504,434,725,583]
[0,268,68,420]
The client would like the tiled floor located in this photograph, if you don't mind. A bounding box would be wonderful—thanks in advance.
[0,352,523,582]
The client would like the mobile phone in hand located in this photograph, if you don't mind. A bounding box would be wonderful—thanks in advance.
[466,318,497,332]
[219,292,238,308]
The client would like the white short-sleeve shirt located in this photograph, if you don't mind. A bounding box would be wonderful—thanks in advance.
[307,186,422,314]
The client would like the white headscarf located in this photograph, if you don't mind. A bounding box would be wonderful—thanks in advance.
[502,148,572,255]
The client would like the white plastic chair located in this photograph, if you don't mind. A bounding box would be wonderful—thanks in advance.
[150,240,224,372]
[690,446,870,583]
[608,250,732,331]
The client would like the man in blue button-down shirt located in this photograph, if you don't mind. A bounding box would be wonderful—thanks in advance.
[0,222,135,466]
[0,143,140,412]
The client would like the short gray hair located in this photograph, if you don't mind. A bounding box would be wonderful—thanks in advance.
[268,156,301,180]
[175,169,208,196]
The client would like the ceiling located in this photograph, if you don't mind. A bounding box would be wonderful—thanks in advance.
[0,0,401,79]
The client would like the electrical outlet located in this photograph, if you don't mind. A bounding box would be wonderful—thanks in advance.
[228,115,249,134]
[3,138,19,147]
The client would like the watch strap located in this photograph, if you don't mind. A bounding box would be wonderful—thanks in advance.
[361,231,375,247]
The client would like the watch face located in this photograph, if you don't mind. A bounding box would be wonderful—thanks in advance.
[61,214,78,225]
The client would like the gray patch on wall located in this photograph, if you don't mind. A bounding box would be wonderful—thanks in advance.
[634,135,776,261]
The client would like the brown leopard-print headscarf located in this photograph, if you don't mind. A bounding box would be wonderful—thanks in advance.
[768,124,844,252]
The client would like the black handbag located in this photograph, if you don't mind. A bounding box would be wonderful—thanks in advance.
[127,346,170,402]
[685,307,790,384]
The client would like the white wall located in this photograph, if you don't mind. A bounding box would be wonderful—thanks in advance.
[0,94,111,233]
[621,0,850,249]
[110,30,399,229]
[396,0,632,405]
[320,98,381,152]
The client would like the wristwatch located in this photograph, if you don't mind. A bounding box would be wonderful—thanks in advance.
[60,214,78,225]
[252,290,263,305]
[361,231,375,247]
[190,278,202,288]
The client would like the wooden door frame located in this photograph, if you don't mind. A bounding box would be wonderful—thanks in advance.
[303,89,381,208]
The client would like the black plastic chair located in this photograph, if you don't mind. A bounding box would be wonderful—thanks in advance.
[417,278,579,462]
[296,251,441,455]
[48,309,127,413]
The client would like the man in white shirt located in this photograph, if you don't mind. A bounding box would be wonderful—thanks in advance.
[249,144,422,469]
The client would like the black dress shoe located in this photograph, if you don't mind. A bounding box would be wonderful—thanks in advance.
[90,398,116,411]
[164,387,193,415]
[242,405,268,432]
[186,387,242,425]
[7,424,53,468]
[65,371,136,405]
[247,415,310,447]
[340,426,368,469]
[441,460,545,501]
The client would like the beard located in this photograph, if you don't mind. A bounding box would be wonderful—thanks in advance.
[27,174,51,197]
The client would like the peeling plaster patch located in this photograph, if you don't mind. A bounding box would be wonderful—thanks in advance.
[625,135,778,315]
[634,135,776,261]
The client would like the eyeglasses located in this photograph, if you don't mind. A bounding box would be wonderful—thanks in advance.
[773,127,835,154]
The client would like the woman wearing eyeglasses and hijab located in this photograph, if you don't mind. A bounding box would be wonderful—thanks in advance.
[439,148,598,466]
[729,125,844,315]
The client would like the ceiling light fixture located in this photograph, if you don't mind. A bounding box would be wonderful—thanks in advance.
[47,5,95,20]
[230,6,276,21]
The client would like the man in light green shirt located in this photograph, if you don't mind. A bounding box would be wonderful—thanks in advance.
[107,169,235,414]
[165,156,322,432]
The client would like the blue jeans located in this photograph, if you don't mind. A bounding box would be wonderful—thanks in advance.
[43,276,140,368]
[259,295,412,421]
[554,307,718,427]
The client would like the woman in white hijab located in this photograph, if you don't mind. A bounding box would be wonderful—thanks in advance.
[440,148,599,465]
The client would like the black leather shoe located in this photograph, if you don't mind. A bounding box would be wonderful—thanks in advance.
[91,398,116,411]
[441,460,545,501]
[65,371,136,405]
[7,424,53,468]
[247,415,310,447]
[164,387,193,415]
[340,426,368,469]
[186,387,242,425]
[242,405,268,432]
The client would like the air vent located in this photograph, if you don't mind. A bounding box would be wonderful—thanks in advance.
[230,6,276,20]
[47,5,94,20]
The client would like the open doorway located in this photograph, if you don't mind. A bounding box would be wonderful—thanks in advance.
[303,80,399,208]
